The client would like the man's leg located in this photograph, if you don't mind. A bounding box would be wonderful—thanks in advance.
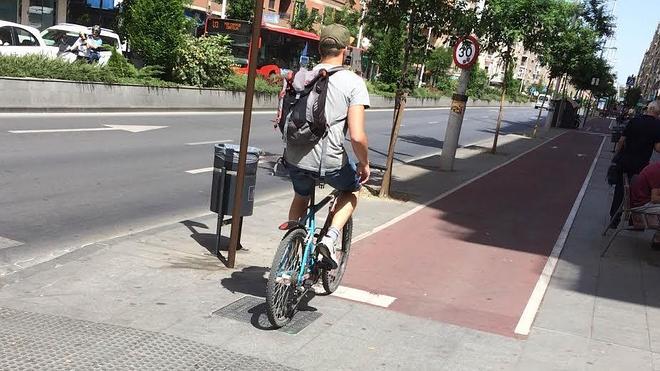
[610,173,625,226]
[330,191,358,230]
[289,193,310,221]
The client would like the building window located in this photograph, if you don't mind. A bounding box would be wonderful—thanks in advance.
[0,1,19,23]
[268,0,276,10]
[28,0,57,30]
[86,0,116,10]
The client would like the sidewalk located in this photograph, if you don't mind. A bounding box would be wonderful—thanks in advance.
[1,120,658,369]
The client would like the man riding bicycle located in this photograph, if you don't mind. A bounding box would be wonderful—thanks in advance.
[284,24,370,268]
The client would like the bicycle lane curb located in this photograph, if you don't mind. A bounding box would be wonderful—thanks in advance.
[338,130,605,338]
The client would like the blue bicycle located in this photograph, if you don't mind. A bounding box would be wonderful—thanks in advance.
[266,187,353,328]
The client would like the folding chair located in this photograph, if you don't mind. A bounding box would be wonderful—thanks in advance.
[602,175,660,257]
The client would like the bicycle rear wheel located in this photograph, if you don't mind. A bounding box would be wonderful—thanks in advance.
[266,228,306,328]
[322,217,352,294]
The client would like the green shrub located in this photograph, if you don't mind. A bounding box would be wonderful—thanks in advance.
[0,54,172,87]
[412,87,447,99]
[172,35,234,87]
[118,0,191,78]
[222,73,283,95]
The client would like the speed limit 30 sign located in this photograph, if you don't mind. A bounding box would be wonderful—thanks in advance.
[453,35,480,69]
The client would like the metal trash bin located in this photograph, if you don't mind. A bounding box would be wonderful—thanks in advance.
[210,144,261,217]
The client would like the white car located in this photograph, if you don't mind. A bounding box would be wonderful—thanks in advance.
[0,20,56,58]
[41,23,123,65]
[534,94,551,110]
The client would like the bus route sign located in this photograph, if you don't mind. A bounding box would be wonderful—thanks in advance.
[453,35,480,70]
[206,19,252,36]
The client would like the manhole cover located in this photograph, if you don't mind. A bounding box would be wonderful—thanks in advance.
[213,296,321,335]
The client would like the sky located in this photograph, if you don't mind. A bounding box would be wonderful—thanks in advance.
[611,0,659,86]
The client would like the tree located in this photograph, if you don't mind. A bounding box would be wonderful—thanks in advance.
[364,0,471,197]
[227,0,254,21]
[624,87,642,109]
[479,0,562,153]
[172,35,235,87]
[119,0,191,78]
[426,47,452,88]
[467,63,491,99]
[291,5,320,32]
[323,5,360,37]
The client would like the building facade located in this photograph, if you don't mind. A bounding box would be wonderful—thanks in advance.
[636,23,660,101]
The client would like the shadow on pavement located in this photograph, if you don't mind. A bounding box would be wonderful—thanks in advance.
[181,220,234,253]
[398,135,444,149]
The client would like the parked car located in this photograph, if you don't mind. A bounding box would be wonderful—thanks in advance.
[534,94,550,109]
[41,23,123,65]
[0,20,56,58]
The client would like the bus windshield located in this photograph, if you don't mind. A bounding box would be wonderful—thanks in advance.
[258,28,319,70]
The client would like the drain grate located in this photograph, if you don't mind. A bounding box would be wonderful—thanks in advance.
[213,296,321,335]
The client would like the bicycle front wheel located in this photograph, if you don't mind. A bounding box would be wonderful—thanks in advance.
[266,228,306,328]
[322,216,352,294]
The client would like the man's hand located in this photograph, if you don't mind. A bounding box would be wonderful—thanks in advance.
[357,162,370,184]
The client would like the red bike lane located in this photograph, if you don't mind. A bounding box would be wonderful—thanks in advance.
[341,131,604,337]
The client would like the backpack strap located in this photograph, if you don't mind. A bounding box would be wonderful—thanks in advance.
[314,67,345,187]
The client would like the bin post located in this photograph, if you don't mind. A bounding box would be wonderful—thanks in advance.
[214,167,226,257]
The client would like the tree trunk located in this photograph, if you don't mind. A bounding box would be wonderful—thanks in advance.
[556,74,568,127]
[380,15,415,198]
[491,56,509,154]
[532,77,553,138]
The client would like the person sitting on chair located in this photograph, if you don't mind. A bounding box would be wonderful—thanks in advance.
[630,161,660,249]
[610,100,660,227]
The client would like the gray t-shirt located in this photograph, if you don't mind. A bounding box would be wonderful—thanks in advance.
[285,63,370,172]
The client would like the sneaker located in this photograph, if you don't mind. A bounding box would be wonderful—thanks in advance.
[317,236,338,269]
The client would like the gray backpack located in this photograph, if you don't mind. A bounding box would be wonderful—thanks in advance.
[277,67,343,146]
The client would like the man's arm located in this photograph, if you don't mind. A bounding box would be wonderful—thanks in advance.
[347,104,369,184]
[616,136,625,153]
[651,188,660,203]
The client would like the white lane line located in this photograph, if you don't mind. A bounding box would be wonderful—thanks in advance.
[9,125,166,134]
[332,286,397,308]
[185,167,214,174]
[513,135,605,336]
[0,236,23,250]
[353,132,568,244]
[428,121,440,124]
[186,139,233,146]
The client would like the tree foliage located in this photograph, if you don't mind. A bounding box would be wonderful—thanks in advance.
[624,87,643,109]
[119,0,191,78]
[172,35,235,87]
[323,5,360,37]
[227,0,254,21]
[291,5,320,32]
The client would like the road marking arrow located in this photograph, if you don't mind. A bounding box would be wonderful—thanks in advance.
[8,124,167,134]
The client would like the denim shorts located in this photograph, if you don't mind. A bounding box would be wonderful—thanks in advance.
[287,161,361,197]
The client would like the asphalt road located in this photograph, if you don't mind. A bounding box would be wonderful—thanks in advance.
[0,106,544,274]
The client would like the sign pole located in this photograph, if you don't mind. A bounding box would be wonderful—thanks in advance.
[227,0,264,268]
[440,35,480,171]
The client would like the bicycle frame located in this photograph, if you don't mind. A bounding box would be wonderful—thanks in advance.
[295,189,339,285]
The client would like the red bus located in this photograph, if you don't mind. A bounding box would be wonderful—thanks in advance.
[205,18,320,79]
